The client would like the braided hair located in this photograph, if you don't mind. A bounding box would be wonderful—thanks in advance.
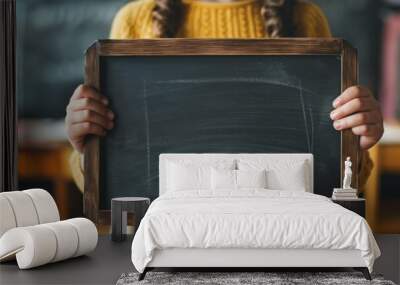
[261,0,294,38]
[152,0,295,38]
[152,0,184,37]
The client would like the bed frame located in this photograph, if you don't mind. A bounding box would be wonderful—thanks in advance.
[137,154,371,281]
[142,249,370,280]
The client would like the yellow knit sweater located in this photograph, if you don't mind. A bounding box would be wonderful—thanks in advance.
[109,0,331,39]
[70,0,372,192]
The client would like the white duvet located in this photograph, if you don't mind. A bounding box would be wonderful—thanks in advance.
[131,190,380,273]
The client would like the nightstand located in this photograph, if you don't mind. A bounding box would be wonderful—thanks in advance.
[111,197,150,242]
[331,198,365,218]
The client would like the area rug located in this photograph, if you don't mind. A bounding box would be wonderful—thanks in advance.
[116,272,396,285]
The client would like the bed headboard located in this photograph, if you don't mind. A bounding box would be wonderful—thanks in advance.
[159,153,313,195]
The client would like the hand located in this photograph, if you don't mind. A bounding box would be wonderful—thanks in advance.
[65,84,114,153]
[330,86,383,150]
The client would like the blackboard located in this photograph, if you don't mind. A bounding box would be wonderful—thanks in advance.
[83,39,359,223]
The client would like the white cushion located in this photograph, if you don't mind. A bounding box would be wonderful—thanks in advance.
[162,156,236,194]
[211,168,236,190]
[238,159,308,191]
[0,190,60,230]
[166,159,235,192]
[0,226,57,269]
[0,218,97,269]
[0,196,17,237]
[159,154,313,195]
[167,162,211,191]
[1,191,39,227]
[237,169,267,189]
[211,169,268,191]
[23,189,60,224]
[65,218,98,257]
[42,221,79,262]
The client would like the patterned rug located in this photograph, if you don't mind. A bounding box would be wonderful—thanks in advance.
[116,272,396,285]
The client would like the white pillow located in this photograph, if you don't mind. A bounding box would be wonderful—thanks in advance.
[211,169,268,190]
[166,159,235,192]
[167,162,211,191]
[237,169,267,189]
[267,162,306,191]
[238,159,308,191]
[211,168,236,190]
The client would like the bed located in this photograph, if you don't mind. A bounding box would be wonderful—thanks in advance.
[131,154,380,280]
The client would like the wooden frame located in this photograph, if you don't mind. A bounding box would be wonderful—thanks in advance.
[84,38,359,223]
[0,0,17,193]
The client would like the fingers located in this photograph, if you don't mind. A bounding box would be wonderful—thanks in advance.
[67,121,108,153]
[67,97,113,119]
[352,123,383,137]
[68,122,107,139]
[352,124,383,150]
[66,84,114,153]
[71,84,108,105]
[330,96,378,121]
[333,86,371,108]
[333,111,381,131]
[360,136,381,150]
[68,110,114,130]
[331,85,384,150]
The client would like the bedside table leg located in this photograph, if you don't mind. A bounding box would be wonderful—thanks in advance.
[111,202,123,242]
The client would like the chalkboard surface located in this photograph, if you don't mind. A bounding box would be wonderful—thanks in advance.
[83,39,359,220]
[99,55,339,207]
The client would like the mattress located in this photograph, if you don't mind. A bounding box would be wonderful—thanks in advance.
[131,190,380,273]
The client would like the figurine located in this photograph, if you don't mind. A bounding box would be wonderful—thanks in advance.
[332,157,357,199]
[342,157,353,189]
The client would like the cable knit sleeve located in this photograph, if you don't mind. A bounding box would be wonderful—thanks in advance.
[109,2,137,39]
[292,1,332,38]
[109,0,154,39]
[69,150,84,193]
[359,150,373,193]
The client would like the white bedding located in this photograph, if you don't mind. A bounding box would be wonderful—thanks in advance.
[131,190,380,273]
